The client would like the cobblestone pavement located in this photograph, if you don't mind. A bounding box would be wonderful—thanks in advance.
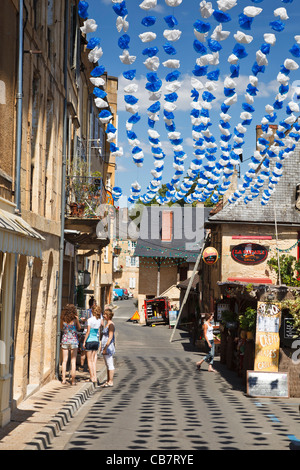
[0,359,107,450]
[1,307,300,451]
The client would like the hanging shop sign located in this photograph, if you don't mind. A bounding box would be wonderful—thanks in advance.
[106,190,114,206]
[231,243,268,265]
[254,301,282,373]
[202,247,218,265]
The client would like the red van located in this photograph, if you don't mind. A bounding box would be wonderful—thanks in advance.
[144,297,170,326]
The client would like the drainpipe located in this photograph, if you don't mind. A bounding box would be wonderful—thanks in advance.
[15,0,24,214]
[9,0,25,410]
[55,0,69,379]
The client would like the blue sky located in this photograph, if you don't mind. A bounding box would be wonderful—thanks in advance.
[84,0,300,206]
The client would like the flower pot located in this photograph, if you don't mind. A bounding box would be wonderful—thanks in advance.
[77,203,85,217]
[70,203,78,217]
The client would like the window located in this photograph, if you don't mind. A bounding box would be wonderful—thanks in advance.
[128,240,137,251]
[131,257,139,267]
[129,277,136,289]
[103,246,109,263]
[161,211,173,242]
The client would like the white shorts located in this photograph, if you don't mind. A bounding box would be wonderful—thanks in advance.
[103,354,115,371]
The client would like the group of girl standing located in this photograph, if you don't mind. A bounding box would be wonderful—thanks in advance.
[60,303,115,387]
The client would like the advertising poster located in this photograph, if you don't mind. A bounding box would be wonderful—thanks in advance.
[254,302,282,373]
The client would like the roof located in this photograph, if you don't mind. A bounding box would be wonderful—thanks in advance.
[134,206,211,262]
[208,143,300,226]
[177,273,200,291]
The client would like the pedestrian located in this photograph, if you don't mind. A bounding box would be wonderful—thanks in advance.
[101,308,116,387]
[196,313,217,373]
[79,297,96,372]
[60,304,81,385]
[83,305,103,385]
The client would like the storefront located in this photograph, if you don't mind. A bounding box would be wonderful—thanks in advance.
[0,197,44,426]
[216,281,300,397]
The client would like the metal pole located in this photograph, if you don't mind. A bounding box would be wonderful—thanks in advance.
[274,204,282,286]
[55,0,69,379]
[170,232,209,342]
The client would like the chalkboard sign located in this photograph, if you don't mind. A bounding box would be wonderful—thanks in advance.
[247,371,289,398]
[284,318,299,339]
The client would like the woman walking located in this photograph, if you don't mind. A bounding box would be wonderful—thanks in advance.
[101,308,115,387]
[196,313,217,373]
[83,305,103,385]
[60,304,81,385]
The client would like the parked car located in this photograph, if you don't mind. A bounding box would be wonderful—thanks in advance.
[113,288,125,300]
[113,290,119,301]
[123,288,129,300]
[127,290,133,298]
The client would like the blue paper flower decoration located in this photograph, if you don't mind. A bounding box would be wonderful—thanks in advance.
[163,43,177,55]
[78,1,89,19]
[123,70,136,80]
[165,70,181,82]
[86,37,101,50]
[270,20,285,32]
[91,65,106,77]
[118,34,130,50]
[164,15,178,28]
[213,10,231,23]
[193,20,211,33]
[193,65,208,77]
[193,40,207,55]
[142,47,159,57]
[93,88,107,98]
[141,16,156,27]
[112,1,128,17]
[124,95,139,105]
[128,113,141,124]
[239,13,253,30]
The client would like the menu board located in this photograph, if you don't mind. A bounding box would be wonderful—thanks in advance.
[254,302,282,373]
[247,371,289,398]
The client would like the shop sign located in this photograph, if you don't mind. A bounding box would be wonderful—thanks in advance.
[254,302,282,373]
[202,247,218,265]
[231,243,268,265]
[106,190,114,205]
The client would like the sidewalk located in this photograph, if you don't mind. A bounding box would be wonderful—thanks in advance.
[0,358,107,450]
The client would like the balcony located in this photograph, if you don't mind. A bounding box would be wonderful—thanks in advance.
[64,175,110,251]
[65,175,107,219]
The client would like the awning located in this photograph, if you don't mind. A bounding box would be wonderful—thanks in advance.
[0,208,45,259]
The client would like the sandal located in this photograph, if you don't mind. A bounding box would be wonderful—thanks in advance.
[101,382,113,387]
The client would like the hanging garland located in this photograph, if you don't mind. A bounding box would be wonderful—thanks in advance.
[80,0,300,208]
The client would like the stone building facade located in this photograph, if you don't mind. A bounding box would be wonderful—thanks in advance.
[0,0,117,426]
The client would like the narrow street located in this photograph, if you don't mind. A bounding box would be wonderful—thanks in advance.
[48,300,300,452]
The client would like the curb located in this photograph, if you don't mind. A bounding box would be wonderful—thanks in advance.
[24,367,107,450]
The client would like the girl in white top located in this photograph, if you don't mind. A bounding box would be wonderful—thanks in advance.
[83,306,103,384]
[196,312,217,373]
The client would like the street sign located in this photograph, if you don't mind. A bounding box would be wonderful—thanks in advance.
[202,247,218,265]
[231,243,268,265]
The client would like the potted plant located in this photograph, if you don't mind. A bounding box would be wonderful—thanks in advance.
[239,307,257,339]
[221,310,236,328]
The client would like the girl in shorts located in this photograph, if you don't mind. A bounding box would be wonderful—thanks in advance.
[83,305,103,385]
[60,304,81,385]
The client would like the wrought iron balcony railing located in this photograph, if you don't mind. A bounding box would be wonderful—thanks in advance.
[65,176,107,218]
